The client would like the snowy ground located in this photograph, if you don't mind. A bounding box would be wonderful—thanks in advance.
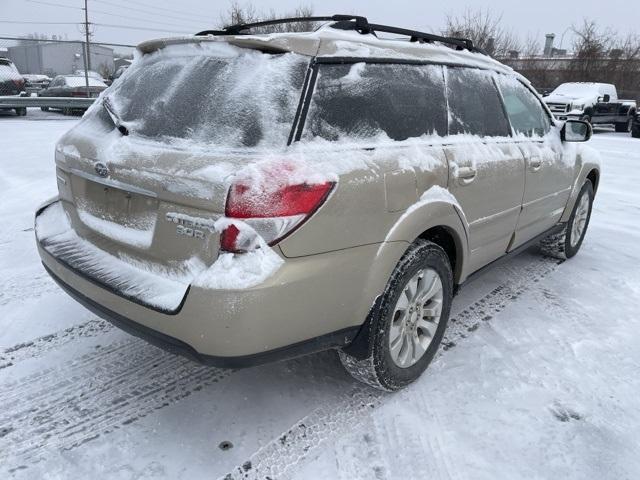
[1,109,640,479]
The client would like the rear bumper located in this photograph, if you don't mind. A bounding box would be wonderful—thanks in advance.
[44,262,358,368]
[37,199,405,364]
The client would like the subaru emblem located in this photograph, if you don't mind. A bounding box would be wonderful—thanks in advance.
[94,162,109,178]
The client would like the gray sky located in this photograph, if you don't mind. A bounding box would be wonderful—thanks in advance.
[0,0,633,50]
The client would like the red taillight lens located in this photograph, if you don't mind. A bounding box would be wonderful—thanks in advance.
[225,182,334,218]
[71,91,87,97]
[220,180,334,252]
[12,79,24,89]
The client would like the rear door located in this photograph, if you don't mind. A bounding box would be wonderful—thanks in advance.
[494,75,573,247]
[444,67,525,273]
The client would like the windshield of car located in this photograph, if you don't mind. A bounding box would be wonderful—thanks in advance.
[551,83,600,97]
[101,42,308,148]
[64,76,107,87]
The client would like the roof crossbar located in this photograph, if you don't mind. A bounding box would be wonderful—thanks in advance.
[195,14,482,54]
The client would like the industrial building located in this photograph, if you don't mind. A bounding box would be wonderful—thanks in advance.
[8,41,114,77]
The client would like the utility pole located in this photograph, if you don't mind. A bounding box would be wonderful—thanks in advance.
[82,0,91,96]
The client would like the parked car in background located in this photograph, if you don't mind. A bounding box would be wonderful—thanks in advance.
[35,16,599,391]
[23,74,52,93]
[38,75,108,115]
[74,70,106,81]
[106,65,129,85]
[544,82,637,132]
[632,110,640,138]
[0,57,27,116]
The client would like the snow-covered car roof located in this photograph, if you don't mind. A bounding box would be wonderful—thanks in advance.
[137,24,516,78]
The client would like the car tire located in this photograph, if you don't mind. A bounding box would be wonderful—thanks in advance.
[633,127,640,139]
[15,107,27,116]
[338,240,453,391]
[62,107,71,116]
[540,181,594,260]
[615,119,632,133]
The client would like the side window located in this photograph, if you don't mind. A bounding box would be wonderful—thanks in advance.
[496,75,551,137]
[446,67,510,137]
[302,63,447,142]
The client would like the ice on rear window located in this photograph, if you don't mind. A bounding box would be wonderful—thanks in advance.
[94,42,308,149]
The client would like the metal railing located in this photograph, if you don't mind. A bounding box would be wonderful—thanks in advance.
[0,95,95,109]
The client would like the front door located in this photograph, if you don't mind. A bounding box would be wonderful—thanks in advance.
[494,75,574,248]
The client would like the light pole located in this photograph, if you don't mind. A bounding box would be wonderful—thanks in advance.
[82,0,91,96]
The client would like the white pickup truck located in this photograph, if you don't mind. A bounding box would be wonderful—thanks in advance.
[544,82,637,132]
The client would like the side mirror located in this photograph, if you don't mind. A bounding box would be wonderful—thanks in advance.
[561,120,592,142]
[602,94,610,103]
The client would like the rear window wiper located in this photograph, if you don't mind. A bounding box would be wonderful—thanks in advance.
[103,96,129,136]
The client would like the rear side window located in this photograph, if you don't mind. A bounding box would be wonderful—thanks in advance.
[303,63,447,142]
[446,67,510,137]
[495,75,551,137]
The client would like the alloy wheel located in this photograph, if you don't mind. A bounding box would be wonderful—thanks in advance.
[389,268,443,368]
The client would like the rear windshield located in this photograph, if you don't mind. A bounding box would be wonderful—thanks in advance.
[102,43,308,148]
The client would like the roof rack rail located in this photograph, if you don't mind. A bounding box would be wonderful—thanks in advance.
[196,14,370,36]
[195,14,483,54]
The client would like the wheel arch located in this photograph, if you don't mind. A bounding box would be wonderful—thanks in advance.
[373,199,469,291]
[417,225,463,287]
[586,168,599,194]
[560,155,601,223]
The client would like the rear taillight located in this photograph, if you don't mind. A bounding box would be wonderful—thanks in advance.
[12,78,24,90]
[71,91,87,97]
[220,180,334,253]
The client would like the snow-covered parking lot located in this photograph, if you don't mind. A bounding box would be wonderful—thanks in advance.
[1,109,640,479]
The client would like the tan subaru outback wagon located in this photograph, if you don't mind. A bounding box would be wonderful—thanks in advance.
[35,15,600,391]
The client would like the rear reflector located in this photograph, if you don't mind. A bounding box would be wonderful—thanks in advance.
[219,224,240,252]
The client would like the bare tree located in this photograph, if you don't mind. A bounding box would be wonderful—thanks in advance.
[219,2,316,33]
[571,19,614,59]
[443,8,520,57]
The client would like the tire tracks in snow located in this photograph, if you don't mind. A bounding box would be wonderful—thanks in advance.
[0,318,112,370]
[0,254,562,476]
[0,338,231,473]
[220,255,565,480]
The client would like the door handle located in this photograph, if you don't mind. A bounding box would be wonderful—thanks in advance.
[529,157,542,171]
[457,166,477,185]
